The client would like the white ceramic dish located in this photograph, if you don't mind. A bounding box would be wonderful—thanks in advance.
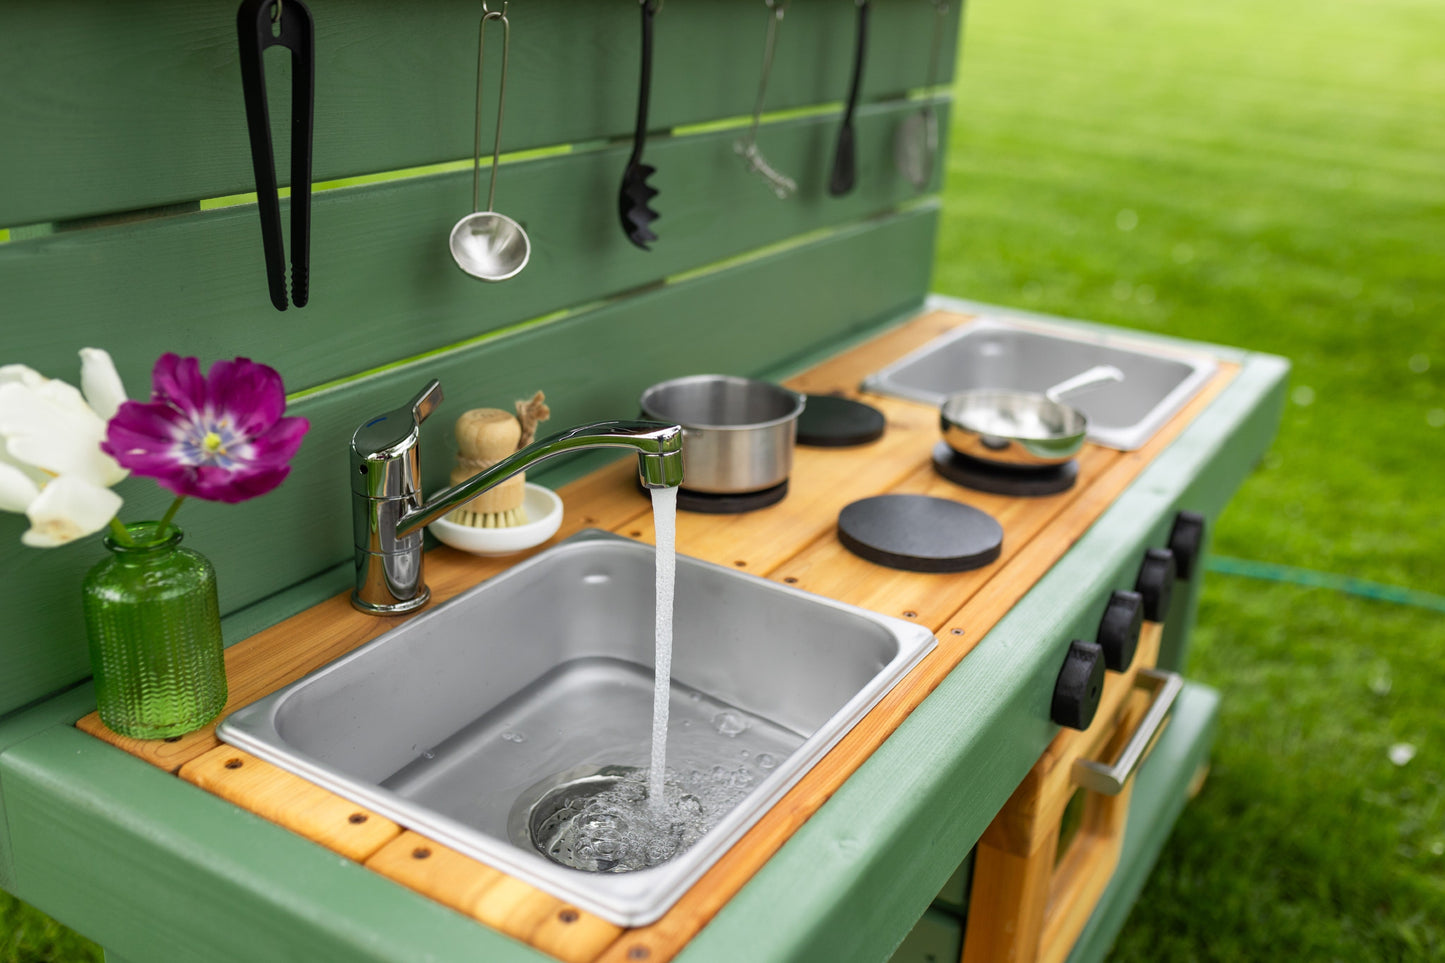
[428,483,563,556]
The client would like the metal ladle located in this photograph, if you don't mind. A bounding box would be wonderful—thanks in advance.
[449,2,531,281]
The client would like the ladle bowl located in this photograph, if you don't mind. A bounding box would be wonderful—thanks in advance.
[449,2,529,282]
[450,211,530,281]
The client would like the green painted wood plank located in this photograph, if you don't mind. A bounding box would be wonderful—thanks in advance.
[0,725,554,963]
[673,349,1288,963]
[887,907,964,963]
[0,0,962,226]
[1064,682,1222,963]
[0,205,938,718]
[2,100,947,400]
[0,685,96,892]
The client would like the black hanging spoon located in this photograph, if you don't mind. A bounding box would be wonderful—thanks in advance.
[237,0,315,310]
[828,0,870,197]
[619,0,661,249]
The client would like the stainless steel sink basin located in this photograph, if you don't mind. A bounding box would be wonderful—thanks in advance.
[218,530,934,925]
[862,316,1217,450]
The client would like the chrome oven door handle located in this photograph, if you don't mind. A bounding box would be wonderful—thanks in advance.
[1072,668,1183,795]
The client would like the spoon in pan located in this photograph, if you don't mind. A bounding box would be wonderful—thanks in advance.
[450,1,531,281]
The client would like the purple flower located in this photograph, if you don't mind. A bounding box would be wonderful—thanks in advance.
[102,354,309,504]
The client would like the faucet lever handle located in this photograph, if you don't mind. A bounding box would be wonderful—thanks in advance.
[409,380,444,427]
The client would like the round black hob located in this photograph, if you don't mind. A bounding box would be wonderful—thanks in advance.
[931,442,1079,497]
[837,494,1003,573]
[638,479,790,514]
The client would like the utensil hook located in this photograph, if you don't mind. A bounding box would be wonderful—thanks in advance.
[471,2,510,215]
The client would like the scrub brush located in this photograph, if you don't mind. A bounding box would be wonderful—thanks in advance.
[447,392,551,528]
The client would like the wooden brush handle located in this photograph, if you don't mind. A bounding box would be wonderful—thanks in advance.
[452,408,524,513]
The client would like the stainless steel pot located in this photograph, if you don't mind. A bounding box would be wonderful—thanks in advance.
[639,375,805,493]
[940,365,1123,468]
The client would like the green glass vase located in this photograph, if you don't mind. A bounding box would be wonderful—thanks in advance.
[82,522,228,739]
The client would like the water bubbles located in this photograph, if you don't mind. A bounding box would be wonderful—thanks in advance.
[755,752,778,770]
[1291,386,1315,407]
[1115,208,1139,231]
[1408,354,1429,374]
[501,730,527,744]
[713,710,751,737]
[530,767,753,874]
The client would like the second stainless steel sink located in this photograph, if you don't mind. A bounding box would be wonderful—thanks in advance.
[863,315,1218,450]
[218,530,935,925]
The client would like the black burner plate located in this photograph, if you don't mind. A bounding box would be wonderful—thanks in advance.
[638,479,790,514]
[932,442,1079,497]
[797,394,886,447]
[837,494,1003,573]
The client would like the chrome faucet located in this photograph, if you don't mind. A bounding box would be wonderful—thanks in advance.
[350,379,684,614]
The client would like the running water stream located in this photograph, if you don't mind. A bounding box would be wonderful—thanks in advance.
[649,485,678,807]
[528,486,792,872]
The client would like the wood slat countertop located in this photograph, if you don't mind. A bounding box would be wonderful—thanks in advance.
[77,309,1237,962]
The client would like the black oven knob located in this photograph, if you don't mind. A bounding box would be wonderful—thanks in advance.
[1052,639,1105,730]
[1168,510,1207,580]
[1096,589,1143,671]
[1135,547,1176,622]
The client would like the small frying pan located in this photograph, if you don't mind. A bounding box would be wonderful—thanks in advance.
[940,365,1124,467]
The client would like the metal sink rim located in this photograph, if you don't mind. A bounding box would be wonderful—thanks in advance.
[861,314,1218,450]
[217,529,936,926]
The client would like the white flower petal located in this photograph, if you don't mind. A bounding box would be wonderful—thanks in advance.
[0,436,49,488]
[80,348,128,421]
[21,474,123,547]
[0,364,45,389]
[0,381,127,487]
[0,460,41,513]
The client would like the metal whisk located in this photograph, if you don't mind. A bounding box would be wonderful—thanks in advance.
[734,0,796,199]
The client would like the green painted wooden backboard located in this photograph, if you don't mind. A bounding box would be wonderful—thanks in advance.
[0,0,960,719]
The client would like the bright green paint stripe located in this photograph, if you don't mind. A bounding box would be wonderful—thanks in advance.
[19,92,954,225]
[200,143,578,211]
[285,305,586,403]
[288,200,941,404]
[1207,556,1445,613]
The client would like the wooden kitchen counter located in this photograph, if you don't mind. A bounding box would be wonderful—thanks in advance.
[72,307,1242,963]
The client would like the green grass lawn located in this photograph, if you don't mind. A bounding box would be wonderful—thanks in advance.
[4,0,1441,958]
[936,0,1444,958]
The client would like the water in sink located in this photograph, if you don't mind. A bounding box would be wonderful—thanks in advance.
[217,530,935,925]
[520,484,699,873]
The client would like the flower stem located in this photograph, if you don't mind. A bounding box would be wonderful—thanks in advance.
[107,517,135,546]
[155,496,187,540]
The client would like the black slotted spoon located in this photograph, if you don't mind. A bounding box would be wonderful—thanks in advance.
[619,0,661,249]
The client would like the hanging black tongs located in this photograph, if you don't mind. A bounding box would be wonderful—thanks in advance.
[237,0,315,311]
